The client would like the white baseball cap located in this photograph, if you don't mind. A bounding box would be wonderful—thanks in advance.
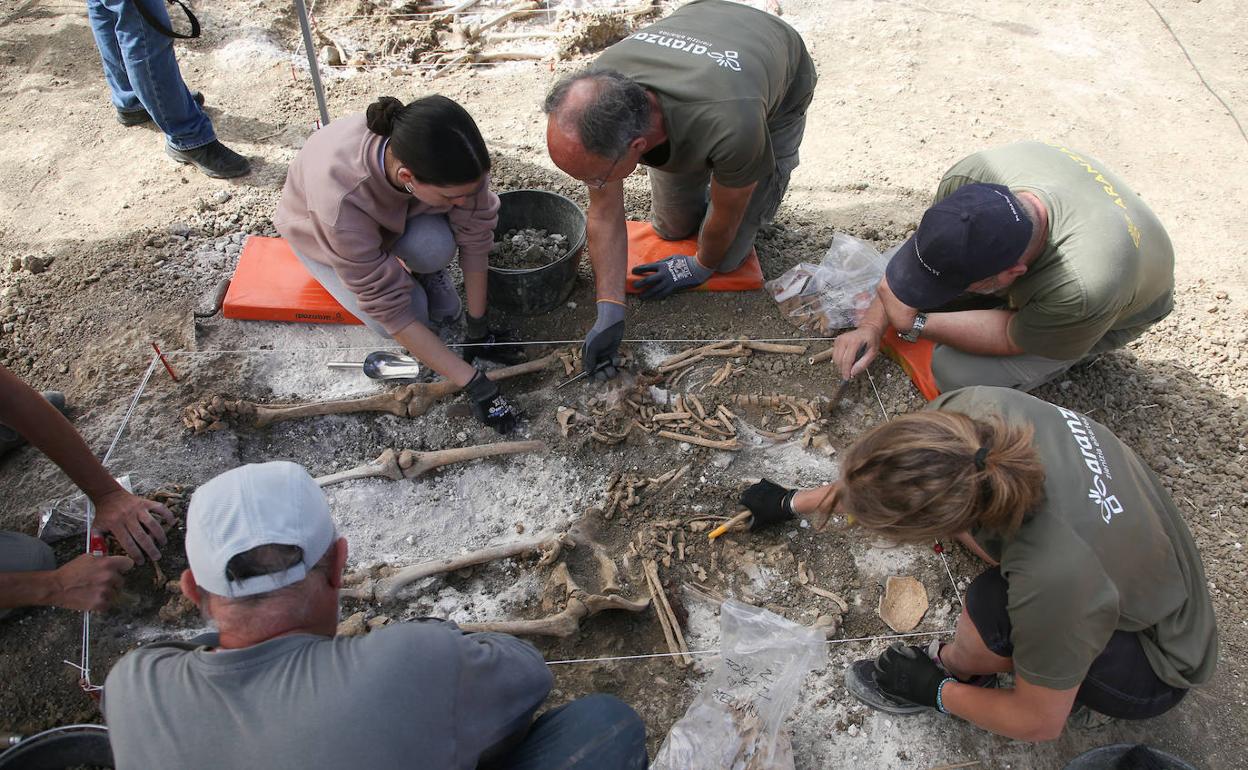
[186,462,336,599]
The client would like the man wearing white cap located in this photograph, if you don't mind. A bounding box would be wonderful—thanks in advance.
[104,461,647,770]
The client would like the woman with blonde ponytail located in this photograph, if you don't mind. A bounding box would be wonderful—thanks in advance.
[275,95,524,434]
[739,386,1216,742]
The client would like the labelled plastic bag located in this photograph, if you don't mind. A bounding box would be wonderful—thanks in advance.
[651,600,824,770]
[766,233,894,335]
[38,475,133,544]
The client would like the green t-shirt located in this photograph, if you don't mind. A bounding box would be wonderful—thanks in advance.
[935,142,1175,360]
[594,0,816,188]
[929,387,1216,691]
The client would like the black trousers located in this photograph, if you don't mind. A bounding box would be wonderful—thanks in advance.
[964,567,1187,719]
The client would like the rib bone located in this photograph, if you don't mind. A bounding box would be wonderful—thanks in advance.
[183,352,559,434]
[315,441,545,487]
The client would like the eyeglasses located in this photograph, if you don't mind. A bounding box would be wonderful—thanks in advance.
[585,153,624,190]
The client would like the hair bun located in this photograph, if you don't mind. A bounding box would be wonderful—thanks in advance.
[365,96,405,136]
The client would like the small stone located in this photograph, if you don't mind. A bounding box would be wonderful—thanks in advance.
[337,611,367,637]
[168,222,192,238]
[154,260,166,269]
[21,255,51,274]
[1205,304,1219,313]
[847,725,860,737]
[58,363,69,374]
[213,190,232,204]
[566,301,577,310]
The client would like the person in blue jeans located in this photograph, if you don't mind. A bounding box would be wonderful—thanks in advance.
[86,0,250,178]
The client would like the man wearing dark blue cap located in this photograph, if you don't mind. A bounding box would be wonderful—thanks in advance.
[831,142,1175,393]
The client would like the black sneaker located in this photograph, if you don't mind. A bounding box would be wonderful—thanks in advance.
[117,91,205,127]
[165,140,251,179]
[844,658,929,715]
[0,391,67,457]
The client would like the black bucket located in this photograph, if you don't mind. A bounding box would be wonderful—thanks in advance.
[487,190,587,316]
[0,725,114,769]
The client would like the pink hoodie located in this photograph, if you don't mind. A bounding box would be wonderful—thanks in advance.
[275,113,500,335]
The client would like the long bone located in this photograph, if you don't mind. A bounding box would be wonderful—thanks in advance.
[315,441,545,488]
[458,546,650,638]
[183,352,561,434]
[367,520,573,601]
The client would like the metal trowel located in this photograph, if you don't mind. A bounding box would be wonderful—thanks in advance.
[328,351,423,380]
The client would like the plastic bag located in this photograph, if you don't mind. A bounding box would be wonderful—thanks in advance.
[37,475,133,544]
[651,600,824,770]
[766,233,894,335]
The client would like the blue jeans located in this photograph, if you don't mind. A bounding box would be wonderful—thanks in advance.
[500,694,647,770]
[86,0,216,150]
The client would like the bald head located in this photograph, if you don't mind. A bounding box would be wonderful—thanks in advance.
[544,68,653,178]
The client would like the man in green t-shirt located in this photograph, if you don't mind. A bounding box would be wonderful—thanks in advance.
[830,142,1175,393]
[543,0,817,379]
[738,386,1217,740]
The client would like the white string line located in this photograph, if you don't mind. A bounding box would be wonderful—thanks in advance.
[155,336,841,356]
[73,354,160,692]
[545,629,953,666]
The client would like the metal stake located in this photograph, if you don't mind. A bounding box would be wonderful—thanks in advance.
[293,0,331,127]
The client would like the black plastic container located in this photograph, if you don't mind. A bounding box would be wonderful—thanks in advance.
[0,725,113,769]
[487,190,587,316]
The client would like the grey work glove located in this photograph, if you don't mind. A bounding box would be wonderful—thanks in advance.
[582,300,625,380]
[630,254,713,300]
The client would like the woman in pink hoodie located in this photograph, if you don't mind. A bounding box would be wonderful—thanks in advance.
[276,95,522,433]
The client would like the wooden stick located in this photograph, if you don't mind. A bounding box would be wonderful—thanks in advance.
[657,430,741,450]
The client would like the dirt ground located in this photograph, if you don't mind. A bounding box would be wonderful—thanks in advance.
[0,0,1245,767]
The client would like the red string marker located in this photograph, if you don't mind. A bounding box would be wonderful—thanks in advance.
[151,342,179,382]
[933,542,944,554]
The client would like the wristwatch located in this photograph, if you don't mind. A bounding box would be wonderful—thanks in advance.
[898,313,928,343]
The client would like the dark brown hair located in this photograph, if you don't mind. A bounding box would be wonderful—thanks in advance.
[365,94,490,185]
[822,411,1045,543]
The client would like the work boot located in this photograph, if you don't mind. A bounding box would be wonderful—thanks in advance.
[418,269,463,327]
[117,91,205,127]
[0,391,67,457]
[165,140,251,179]
[844,658,928,715]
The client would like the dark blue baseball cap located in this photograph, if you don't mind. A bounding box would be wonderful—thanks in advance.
[884,183,1033,309]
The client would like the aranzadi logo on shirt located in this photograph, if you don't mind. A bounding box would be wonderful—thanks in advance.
[1054,405,1122,523]
[626,30,742,71]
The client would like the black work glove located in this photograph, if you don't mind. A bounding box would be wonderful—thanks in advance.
[461,314,528,366]
[464,370,521,434]
[874,643,951,710]
[739,478,796,531]
[582,301,625,380]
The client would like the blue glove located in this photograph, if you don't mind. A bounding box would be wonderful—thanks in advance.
[630,254,713,300]
[583,301,625,380]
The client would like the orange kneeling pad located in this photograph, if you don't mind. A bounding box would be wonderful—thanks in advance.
[624,221,763,294]
[880,326,941,401]
[223,236,363,325]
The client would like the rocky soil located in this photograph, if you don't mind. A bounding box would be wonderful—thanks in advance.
[490,227,571,270]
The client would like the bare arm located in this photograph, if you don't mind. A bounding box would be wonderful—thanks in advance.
[877,277,1024,357]
[463,271,487,319]
[955,531,999,565]
[0,366,172,563]
[831,294,889,379]
[0,553,133,611]
[943,675,1078,742]
[696,179,757,271]
[586,181,629,304]
[393,321,478,386]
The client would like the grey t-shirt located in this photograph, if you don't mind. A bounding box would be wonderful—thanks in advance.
[103,621,553,770]
[930,387,1217,691]
[594,0,817,187]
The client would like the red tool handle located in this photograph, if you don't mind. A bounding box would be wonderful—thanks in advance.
[89,531,107,557]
